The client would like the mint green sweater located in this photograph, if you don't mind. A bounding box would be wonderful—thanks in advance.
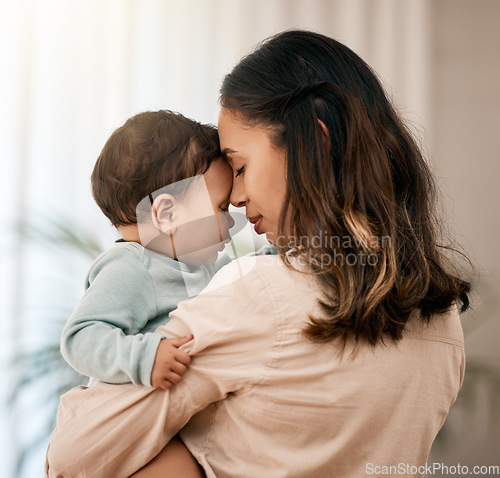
[61,241,232,386]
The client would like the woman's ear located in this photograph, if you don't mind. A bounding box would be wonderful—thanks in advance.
[151,194,177,234]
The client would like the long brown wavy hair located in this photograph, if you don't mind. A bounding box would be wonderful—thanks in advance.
[220,30,471,345]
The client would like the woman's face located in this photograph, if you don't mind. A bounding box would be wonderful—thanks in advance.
[217,107,287,244]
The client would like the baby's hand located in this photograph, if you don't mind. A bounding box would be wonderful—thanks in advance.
[151,335,193,390]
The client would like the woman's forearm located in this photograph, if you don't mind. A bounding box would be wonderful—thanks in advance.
[46,383,178,477]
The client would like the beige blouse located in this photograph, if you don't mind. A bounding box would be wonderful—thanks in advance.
[46,254,465,478]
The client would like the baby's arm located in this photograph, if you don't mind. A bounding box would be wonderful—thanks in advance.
[61,247,171,386]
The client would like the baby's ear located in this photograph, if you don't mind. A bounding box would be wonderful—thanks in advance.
[151,194,177,233]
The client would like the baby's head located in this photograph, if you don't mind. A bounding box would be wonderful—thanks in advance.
[91,110,234,265]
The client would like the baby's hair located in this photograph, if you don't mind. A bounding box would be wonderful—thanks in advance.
[91,110,220,227]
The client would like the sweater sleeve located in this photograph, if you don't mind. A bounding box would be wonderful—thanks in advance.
[61,247,164,386]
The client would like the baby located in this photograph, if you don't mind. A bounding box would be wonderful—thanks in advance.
[61,110,235,390]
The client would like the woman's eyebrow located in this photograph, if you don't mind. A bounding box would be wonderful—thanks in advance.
[221,148,238,165]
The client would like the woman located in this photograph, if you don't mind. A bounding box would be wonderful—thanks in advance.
[46,30,469,478]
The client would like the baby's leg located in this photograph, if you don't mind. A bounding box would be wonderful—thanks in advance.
[130,436,205,478]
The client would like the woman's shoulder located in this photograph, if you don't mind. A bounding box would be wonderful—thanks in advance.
[198,253,320,322]
[199,254,292,294]
[405,306,464,348]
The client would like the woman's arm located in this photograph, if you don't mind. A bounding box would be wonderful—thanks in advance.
[47,256,275,478]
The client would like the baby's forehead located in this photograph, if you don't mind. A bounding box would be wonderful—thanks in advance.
[204,157,233,179]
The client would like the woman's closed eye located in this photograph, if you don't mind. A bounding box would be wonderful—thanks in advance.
[235,166,245,178]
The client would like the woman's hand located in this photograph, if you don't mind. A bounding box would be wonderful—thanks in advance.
[151,335,193,389]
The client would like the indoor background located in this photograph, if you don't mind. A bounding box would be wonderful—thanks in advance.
[1,0,499,476]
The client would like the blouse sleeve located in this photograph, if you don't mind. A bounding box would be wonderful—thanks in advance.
[46,256,277,478]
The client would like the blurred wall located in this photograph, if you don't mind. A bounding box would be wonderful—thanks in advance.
[433,0,500,357]
[428,0,500,467]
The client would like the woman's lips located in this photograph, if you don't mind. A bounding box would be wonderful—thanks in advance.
[248,215,263,234]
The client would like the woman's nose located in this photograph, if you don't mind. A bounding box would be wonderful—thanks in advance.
[229,181,247,208]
